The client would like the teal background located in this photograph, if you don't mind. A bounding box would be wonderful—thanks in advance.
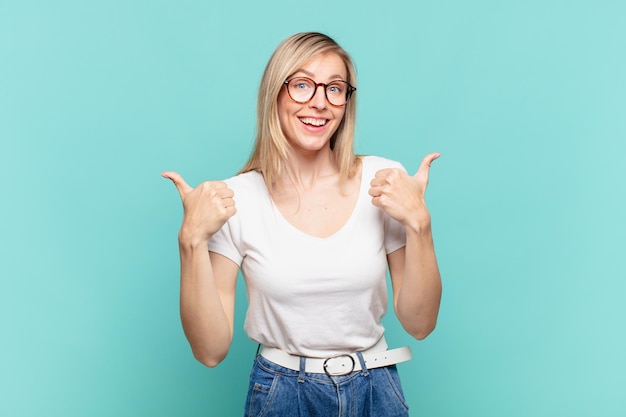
[1,0,625,416]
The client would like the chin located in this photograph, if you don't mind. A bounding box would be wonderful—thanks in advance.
[293,138,332,152]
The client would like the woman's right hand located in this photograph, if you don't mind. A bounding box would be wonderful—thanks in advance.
[161,171,236,245]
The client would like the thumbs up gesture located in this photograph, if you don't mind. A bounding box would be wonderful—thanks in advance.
[368,153,440,230]
[161,171,237,244]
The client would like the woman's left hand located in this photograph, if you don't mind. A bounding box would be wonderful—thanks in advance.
[369,152,440,231]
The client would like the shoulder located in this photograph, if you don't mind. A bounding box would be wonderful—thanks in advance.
[222,170,267,203]
[223,170,264,191]
[360,155,406,175]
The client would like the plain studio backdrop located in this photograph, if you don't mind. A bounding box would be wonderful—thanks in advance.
[1,0,624,416]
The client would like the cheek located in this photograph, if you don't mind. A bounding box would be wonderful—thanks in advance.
[332,107,347,127]
[277,91,296,124]
[277,96,300,143]
[276,98,288,129]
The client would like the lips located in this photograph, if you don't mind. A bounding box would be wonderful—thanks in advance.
[298,117,328,127]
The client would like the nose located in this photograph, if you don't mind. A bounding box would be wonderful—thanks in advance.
[309,84,328,109]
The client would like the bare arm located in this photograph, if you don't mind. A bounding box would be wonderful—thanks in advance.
[163,171,239,367]
[179,245,238,367]
[369,153,443,339]
[387,228,441,339]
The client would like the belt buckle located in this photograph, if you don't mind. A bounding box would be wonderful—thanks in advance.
[323,354,355,377]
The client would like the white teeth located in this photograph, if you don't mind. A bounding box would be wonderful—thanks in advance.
[299,117,327,126]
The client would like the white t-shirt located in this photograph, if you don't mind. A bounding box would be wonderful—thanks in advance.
[208,156,407,358]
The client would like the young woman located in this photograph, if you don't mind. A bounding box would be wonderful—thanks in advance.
[163,32,442,417]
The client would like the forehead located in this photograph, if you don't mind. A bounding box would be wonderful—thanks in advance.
[293,52,348,80]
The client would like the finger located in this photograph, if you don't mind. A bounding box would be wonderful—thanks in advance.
[368,186,382,198]
[217,187,235,199]
[200,180,228,190]
[374,168,393,178]
[224,206,237,218]
[221,197,236,208]
[161,171,193,199]
[370,195,383,209]
[370,177,387,188]
[413,152,440,181]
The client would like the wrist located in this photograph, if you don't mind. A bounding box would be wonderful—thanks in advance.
[178,229,211,250]
[404,213,432,236]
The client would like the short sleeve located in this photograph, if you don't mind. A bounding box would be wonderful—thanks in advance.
[208,176,244,267]
[381,159,407,254]
[384,213,406,254]
[208,215,244,267]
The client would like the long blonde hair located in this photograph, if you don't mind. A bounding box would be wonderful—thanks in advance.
[240,32,359,190]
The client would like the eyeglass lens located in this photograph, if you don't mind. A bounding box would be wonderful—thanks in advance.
[287,78,352,106]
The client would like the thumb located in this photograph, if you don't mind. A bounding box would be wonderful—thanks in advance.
[161,171,193,199]
[414,152,440,182]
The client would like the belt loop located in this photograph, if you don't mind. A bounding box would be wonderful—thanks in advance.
[297,356,306,383]
[355,351,369,377]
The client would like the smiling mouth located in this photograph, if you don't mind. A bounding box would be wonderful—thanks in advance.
[299,117,328,127]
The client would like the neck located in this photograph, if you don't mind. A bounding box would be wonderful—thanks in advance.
[281,146,338,191]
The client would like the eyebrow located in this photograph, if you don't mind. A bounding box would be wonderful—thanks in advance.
[294,68,346,81]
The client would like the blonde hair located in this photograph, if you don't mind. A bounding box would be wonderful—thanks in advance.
[240,32,359,190]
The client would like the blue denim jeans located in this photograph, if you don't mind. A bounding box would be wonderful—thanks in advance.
[243,352,410,417]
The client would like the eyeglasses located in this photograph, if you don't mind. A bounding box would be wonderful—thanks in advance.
[283,77,356,107]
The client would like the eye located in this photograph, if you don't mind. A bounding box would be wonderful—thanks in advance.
[327,82,346,95]
[291,78,313,90]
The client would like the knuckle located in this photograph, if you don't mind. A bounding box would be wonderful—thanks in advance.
[385,170,399,182]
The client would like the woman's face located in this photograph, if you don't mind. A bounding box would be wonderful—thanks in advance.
[277,52,348,155]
